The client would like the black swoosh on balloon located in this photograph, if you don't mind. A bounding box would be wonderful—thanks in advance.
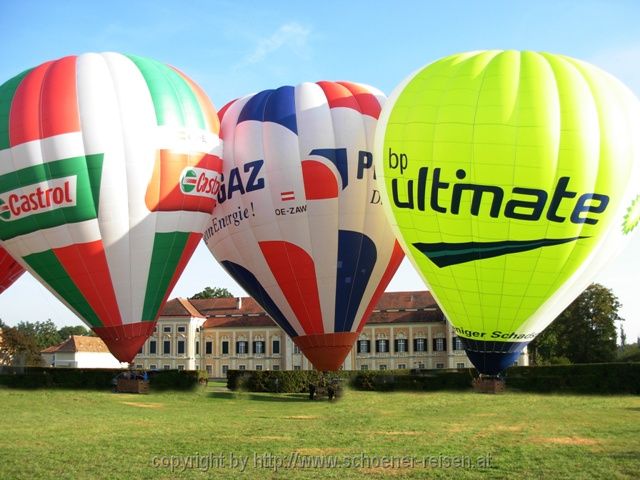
[413,237,589,268]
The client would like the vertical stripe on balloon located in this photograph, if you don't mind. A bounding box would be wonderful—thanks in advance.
[356,241,405,333]
[39,55,80,140]
[125,54,205,129]
[220,260,298,338]
[23,249,103,327]
[170,66,220,134]
[8,61,55,147]
[0,68,32,150]
[334,230,377,332]
[259,240,324,335]
[336,81,382,119]
[52,240,122,328]
[142,231,199,321]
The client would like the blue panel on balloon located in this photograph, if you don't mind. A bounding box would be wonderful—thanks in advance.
[334,230,377,332]
[237,86,297,134]
[221,260,298,338]
[460,338,529,375]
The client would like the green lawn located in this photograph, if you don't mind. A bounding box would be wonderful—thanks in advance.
[1,383,638,479]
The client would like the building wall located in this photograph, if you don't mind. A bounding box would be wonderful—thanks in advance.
[42,352,126,369]
[133,315,529,375]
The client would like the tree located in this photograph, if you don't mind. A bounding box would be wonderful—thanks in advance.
[530,283,621,364]
[190,287,233,299]
[0,326,43,366]
[58,325,92,340]
[15,320,62,350]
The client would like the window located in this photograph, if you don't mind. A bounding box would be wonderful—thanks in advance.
[376,339,389,353]
[457,362,465,369]
[398,364,406,370]
[272,364,280,371]
[206,341,213,355]
[236,341,248,354]
[135,364,143,369]
[293,345,301,354]
[238,365,246,371]
[177,365,184,371]
[138,345,144,355]
[379,364,387,370]
[221,341,229,355]
[357,340,370,353]
[414,338,426,352]
[205,365,212,375]
[272,339,280,354]
[361,364,369,371]
[163,326,172,333]
[255,365,263,371]
[253,341,264,355]
[163,340,171,355]
[163,364,171,370]
[149,364,157,370]
[436,363,444,369]
[294,365,301,371]
[395,338,407,353]
[222,365,229,374]
[417,362,425,369]
[149,340,157,355]
[177,325,186,333]
[177,340,185,355]
[434,338,446,352]
[453,337,464,351]
[195,341,199,355]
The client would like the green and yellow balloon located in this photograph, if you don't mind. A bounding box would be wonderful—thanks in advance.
[375,50,640,375]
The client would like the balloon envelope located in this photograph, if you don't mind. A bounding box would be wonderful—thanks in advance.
[0,246,24,293]
[205,81,404,370]
[0,52,222,362]
[375,50,640,374]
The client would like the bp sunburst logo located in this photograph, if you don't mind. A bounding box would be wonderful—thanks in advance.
[180,169,198,194]
[623,194,640,234]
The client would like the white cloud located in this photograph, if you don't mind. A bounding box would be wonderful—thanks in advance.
[239,22,311,66]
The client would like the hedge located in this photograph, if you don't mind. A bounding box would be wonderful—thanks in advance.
[227,363,640,394]
[0,367,208,391]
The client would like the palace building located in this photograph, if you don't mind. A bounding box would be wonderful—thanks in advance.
[133,291,529,376]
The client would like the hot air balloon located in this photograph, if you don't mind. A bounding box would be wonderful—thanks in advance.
[204,81,404,371]
[375,50,640,375]
[0,246,24,293]
[0,52,222,362]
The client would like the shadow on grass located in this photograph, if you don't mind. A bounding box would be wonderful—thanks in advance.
[207,391,310,402]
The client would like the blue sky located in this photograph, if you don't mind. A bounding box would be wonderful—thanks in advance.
[1,0,639,341]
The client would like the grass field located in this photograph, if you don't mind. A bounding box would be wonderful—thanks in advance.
[1,382,639,479]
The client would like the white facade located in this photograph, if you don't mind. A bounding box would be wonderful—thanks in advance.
[42,351,127,369]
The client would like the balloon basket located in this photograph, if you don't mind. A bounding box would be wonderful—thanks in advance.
[472,376,506,394]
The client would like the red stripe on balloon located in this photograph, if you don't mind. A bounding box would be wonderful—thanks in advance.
[301,160,339,200]
[316,81,361,113]
[52,240,122,328]
[40,56,80,140]
[337,81,382,119]
[9,56,80,147]
[9,61,54,147]
[0,247,24,293]
[356,241,405,333]
[259,240,324,335]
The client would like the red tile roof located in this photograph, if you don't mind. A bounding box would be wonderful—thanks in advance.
[41,336,112,354]
[162,291,443,329]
